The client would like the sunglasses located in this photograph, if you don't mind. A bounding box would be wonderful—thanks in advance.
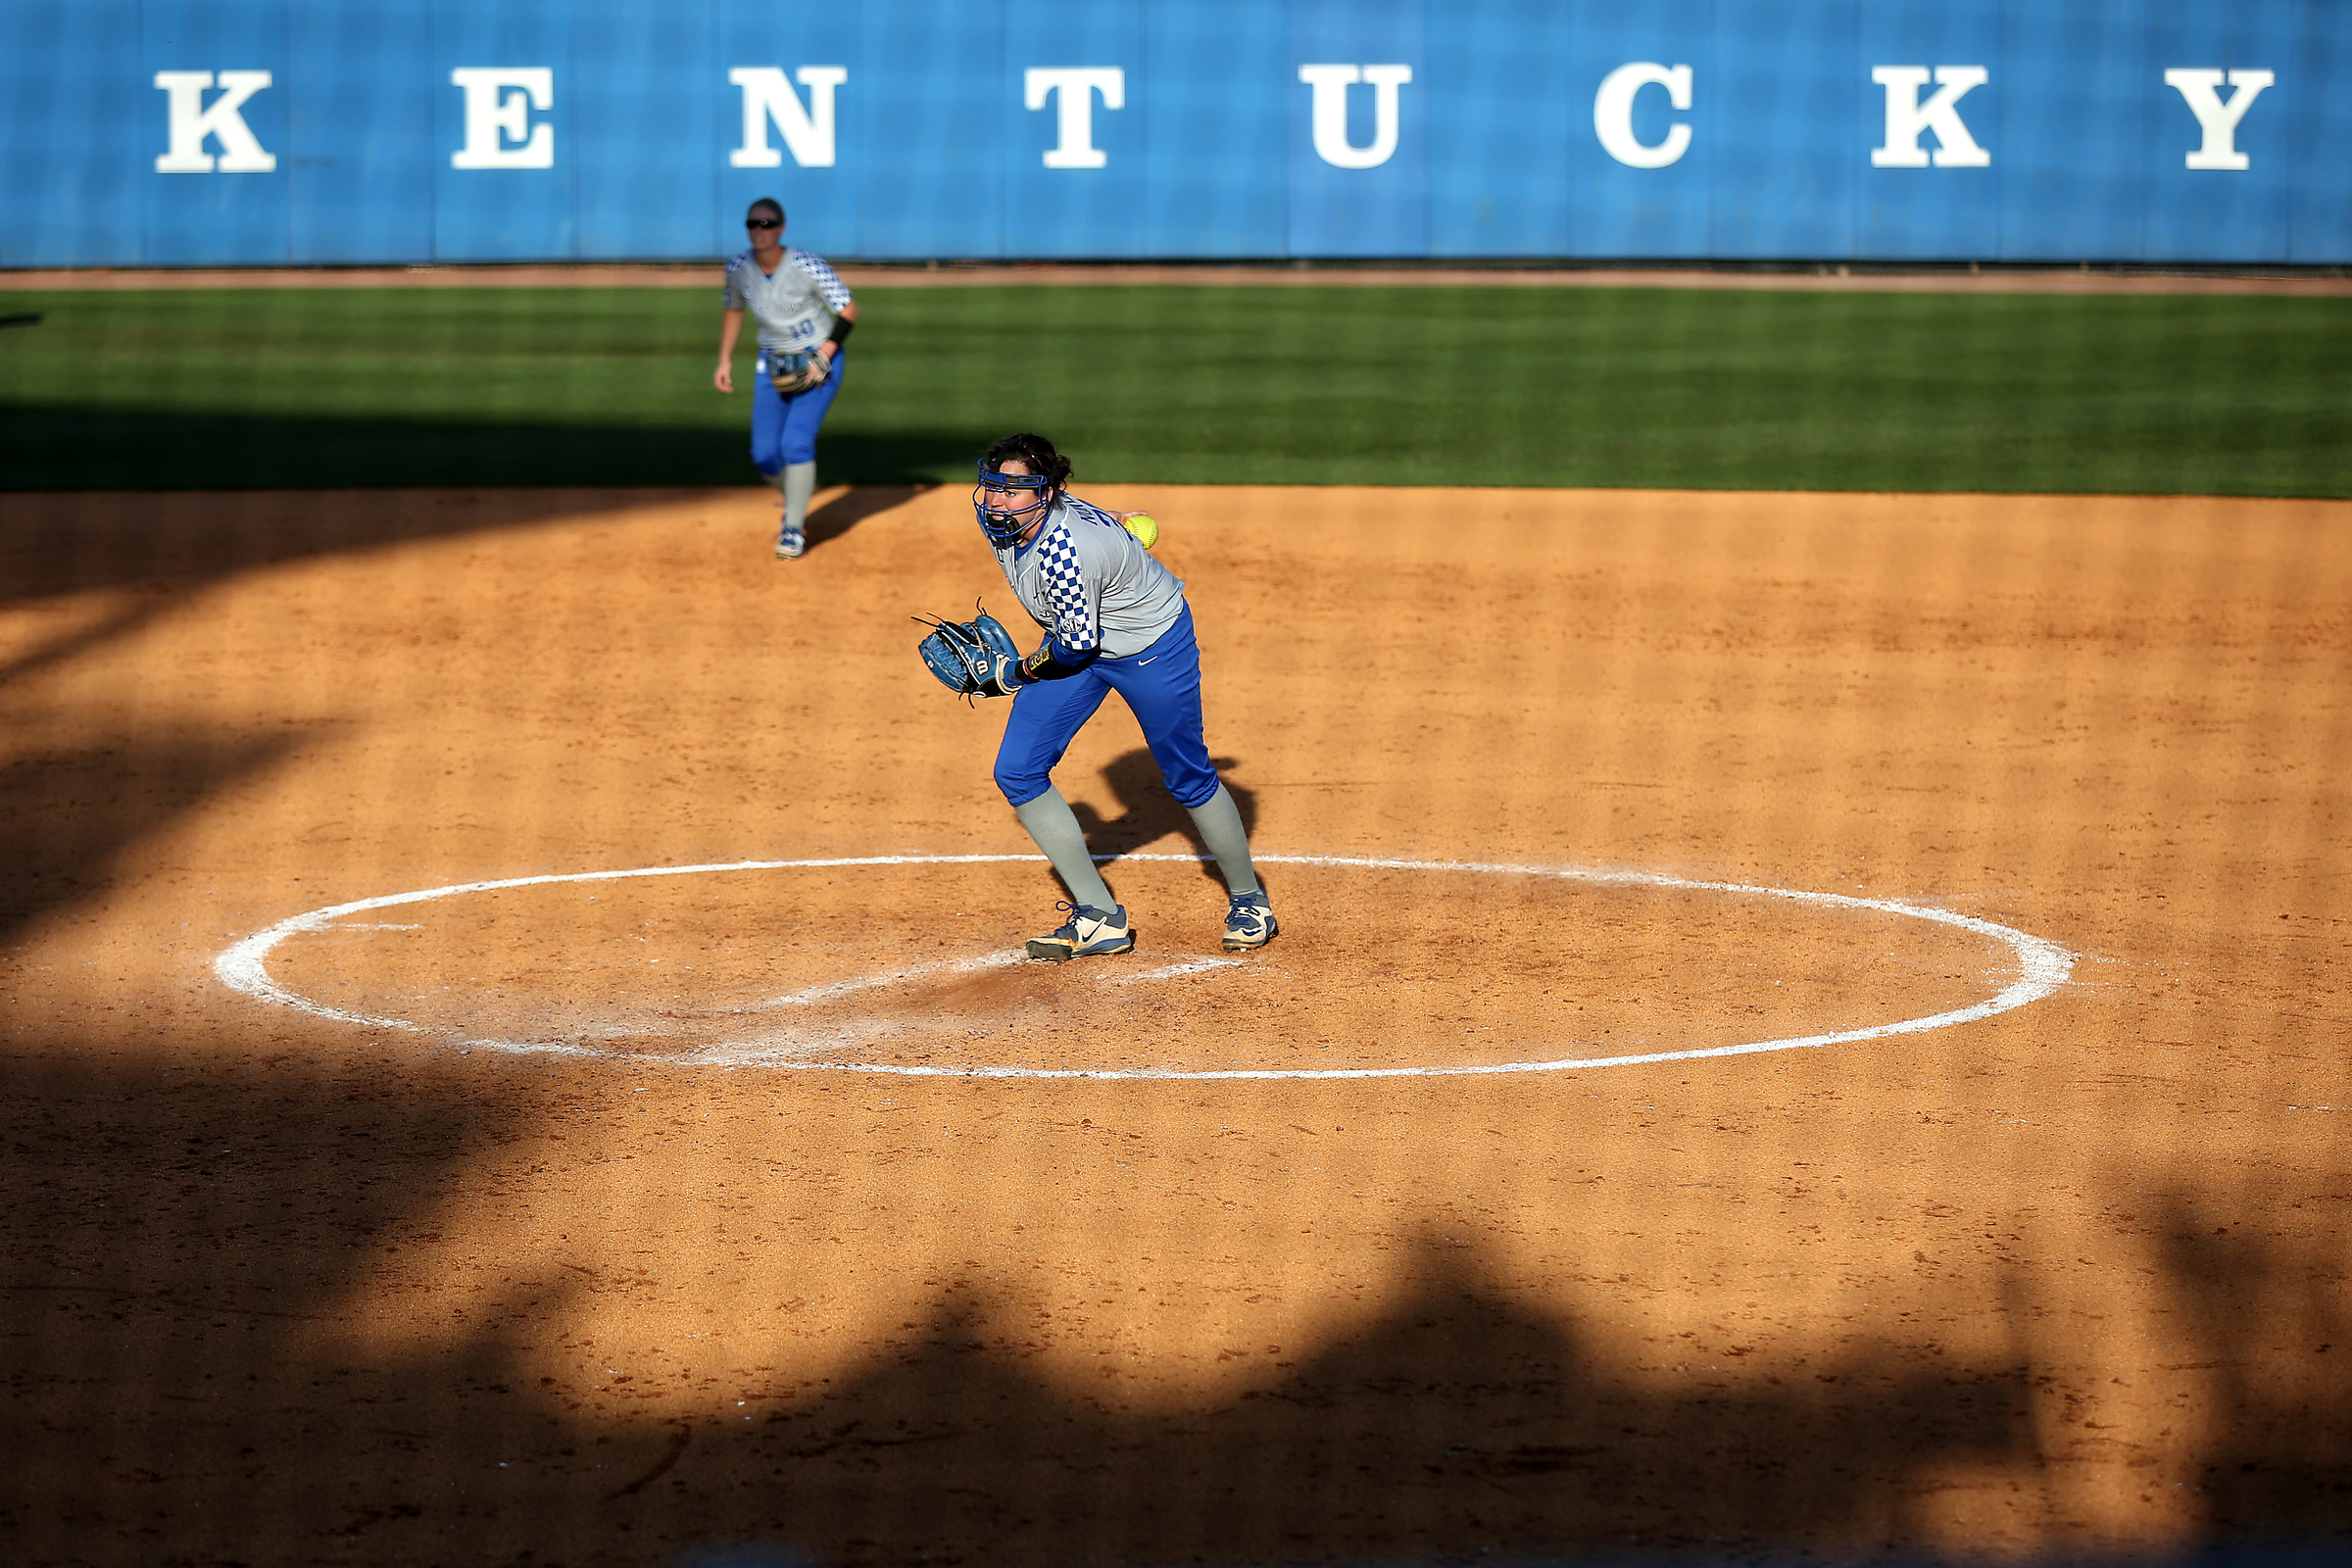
[745,219,781,229]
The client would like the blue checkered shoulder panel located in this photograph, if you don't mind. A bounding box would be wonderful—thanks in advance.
[1033,521,1098,653]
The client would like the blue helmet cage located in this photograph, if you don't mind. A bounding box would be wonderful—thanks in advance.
[973,461,1056,548]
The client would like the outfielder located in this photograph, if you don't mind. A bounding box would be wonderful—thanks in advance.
[918,432,1276,960]
[711,197,857,559]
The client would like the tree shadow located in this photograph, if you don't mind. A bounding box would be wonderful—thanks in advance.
[0,423,983,617]
[2146,1194,2352,1540]
[1069,748,1260,889]
[0,406,992,495]
[684,1237,2040,1565]
[3,1048,2350,1567]
[0,1075,2033,1568]
[0,728,306,944]
[0,484,716,612]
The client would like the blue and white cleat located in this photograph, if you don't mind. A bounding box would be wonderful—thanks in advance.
[1026,902,1134,962]
[1222,890,1278,952]
[774,526,807,560]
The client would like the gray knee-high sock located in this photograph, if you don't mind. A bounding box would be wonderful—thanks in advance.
[1186,783,1261,898]
[782,461,816,533]
[1013,786,1115,909]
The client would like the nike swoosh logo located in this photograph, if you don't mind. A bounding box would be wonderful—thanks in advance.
[1138,656,1159,665]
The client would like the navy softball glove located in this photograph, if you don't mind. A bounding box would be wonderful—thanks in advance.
[914,608,1023,699]
[765,350,830,395]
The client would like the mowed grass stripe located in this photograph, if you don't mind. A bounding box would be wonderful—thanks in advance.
[0,284,2345,495]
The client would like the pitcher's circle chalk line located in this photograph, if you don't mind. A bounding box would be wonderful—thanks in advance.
[214,853,2075,1080]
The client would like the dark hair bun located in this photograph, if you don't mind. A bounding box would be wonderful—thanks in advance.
[984,432,1072,488]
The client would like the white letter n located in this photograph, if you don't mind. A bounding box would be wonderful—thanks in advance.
[729,67,847,169]
[2165,69,2273,171]
[1871,66,1990,168]
[154,71,276,172]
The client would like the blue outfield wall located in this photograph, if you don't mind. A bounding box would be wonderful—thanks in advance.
[2,0,2346,268]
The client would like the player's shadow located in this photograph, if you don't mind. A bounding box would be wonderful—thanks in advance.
[1069,747,1259,881]
[799,483,929,553]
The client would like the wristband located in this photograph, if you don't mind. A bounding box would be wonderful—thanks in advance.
[826,315,855,348]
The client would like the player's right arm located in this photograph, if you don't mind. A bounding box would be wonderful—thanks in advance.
[714,307,744,393]
[714,253,755,393]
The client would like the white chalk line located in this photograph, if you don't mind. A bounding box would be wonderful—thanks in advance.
[212,853,2076,1080]
[1115,957,1247,984]
[741,951,1026,1012]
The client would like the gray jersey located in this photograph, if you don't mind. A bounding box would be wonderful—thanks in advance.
[721,246,853,354]
[994,495,1187,661]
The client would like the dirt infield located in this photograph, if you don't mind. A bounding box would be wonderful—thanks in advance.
[3,482,2347,1565]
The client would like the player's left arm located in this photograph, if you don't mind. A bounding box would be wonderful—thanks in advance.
[817,300,858,369]
[1008,639,1098,687]
[799,253,858,368]
[1008,537,1103,685]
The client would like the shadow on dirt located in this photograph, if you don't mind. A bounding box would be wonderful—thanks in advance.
[0,406,992,494]
[1072,749,1260,888]
[0,491,651,944]
[0,730,306,945]
[2145,1196,2352,1535]
[0,485,703,612]
[803,484,937,555]
[3,1046,2345,1568]
[0,479,931,613]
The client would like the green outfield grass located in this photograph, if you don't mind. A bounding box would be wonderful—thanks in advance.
[0,282,2345,495]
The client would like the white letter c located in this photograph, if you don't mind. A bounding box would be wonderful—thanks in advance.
[1594,62,1691,169]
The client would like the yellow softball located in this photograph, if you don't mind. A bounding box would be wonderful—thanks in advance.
[1122,512,1159,549]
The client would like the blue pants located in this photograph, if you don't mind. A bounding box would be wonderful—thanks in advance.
[995,606,1221,810]
[749,349,846,475]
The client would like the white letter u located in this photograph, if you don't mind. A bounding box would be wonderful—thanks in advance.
[1298,64,1411,169]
